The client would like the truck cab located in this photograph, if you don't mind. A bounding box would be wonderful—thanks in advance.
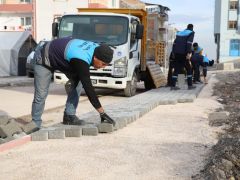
[53,9,163,97]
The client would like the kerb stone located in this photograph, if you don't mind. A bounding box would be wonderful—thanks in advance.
[31,130,48,141]
[97,123,113,133]
[82,125,98,136]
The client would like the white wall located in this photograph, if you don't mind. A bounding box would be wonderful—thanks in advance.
[35,0,88,42]
[215,0,240,62]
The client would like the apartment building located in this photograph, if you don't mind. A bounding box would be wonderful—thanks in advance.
[0,0,119,42]
[214,0,240,62]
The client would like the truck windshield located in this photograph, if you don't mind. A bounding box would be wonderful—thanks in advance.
[58,15,129,46]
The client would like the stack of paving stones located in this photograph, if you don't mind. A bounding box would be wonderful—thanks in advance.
[0,112,38,144]
[31,83,204,141]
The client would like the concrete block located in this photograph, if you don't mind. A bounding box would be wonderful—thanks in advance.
[114,119,127,130]
[82,125,98,136]
[0,120,22,138]
[0,115,9,126]
[48,128,65,139]
[13,132,27,139]
[0,138,6,144]
[0,137,14,144]
[223,63,234,70]
[97,123,114,133]
[64,126,82,137]
[21,121,39,134]
[31,130,48,141]
[208,112,228,120]
[208,112,228,126]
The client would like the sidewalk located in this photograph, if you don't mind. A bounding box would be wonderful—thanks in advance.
[0,75,219,180]
[0,76,34,87]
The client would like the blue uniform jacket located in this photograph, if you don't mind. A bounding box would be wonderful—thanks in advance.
[172,29,195,55]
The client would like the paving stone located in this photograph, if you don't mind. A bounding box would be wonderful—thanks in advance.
[0,137,14,144]
[0,115,9,126]
[0,120,22,138]
[82,125,98,136]
[13,132,27,139]
[97,123,114,133]
[208,112,228,121]
[223,62,234,70]
[31,130,48,141]
[208,112,229,126]
[64,126,82,137]
[0,138,6,144]
[21,121,39,134]
[48,128,65,139]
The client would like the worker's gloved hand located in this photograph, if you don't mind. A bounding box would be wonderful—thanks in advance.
[100,112,116,126]
[186,53,192,60]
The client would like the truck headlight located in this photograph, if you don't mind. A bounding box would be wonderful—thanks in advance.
[113,57,127,77]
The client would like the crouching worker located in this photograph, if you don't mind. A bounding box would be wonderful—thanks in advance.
[31,37,116,128]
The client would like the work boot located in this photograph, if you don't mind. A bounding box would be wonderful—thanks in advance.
[63,113,86,125]
[188,85,196,90]
[170,86,180,90]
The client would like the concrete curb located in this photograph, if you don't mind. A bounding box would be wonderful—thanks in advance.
[0,135,31,153]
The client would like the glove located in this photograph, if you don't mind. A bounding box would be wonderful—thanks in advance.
[100,112,116,126]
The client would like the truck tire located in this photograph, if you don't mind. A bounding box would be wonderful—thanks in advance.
[124,72,137,97]
[144,71,155,90]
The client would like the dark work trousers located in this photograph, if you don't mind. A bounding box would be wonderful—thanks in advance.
[191,59,200,82]
[201,62,208,77]
[172,53,193,87]
[167,59,175,86]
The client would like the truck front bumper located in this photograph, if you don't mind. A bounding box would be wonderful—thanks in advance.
[54,72,129,89]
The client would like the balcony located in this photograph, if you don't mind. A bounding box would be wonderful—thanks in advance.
[0,3,33,13]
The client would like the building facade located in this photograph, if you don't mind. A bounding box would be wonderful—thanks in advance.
[0,0,119,42]
[214,0,240,62]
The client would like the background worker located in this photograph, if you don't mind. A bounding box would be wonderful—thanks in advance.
[191,42,203,83]
[32,37,116,128]
[191,45,214,84]
[171,24,196,90]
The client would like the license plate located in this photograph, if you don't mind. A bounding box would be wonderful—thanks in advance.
[91,79,97,84]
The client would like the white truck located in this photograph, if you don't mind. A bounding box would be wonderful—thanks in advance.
[52,8,166,97]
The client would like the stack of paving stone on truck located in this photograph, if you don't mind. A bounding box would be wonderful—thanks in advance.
[52,8,168,97]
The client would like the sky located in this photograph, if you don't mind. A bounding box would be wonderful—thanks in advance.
[140,0,216,59]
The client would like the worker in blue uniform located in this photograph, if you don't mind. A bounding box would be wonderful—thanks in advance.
[31,37,116,128]
[171,24,196,90]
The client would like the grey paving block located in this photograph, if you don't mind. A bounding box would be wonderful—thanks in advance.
[64,126,82,137]
[0,138,6,144]
[48,128,65,139]
[0,115,9,126]
[13,132,27,139]
[208,112,228,126]
[82,125,98,136]
[0,137,14,144]
[0,120,22,138]
[31,130,48,141]
[97,123,114,133]
[21,121,39,134]
[208,112,228,120]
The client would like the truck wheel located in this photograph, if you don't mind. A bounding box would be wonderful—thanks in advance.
[124,72,137,97]
[144,71,155,90]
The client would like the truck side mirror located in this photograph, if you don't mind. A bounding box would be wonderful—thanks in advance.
[52,22,59,37]
[136,24,144,39]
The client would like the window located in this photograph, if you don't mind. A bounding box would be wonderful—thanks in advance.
[20,0,32,3]
[230,39,240,56]
[229,1,238,10]
[21,17,32,26]
[228,21,237,29]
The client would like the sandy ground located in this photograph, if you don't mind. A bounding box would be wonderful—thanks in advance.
[0,76,221,180]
